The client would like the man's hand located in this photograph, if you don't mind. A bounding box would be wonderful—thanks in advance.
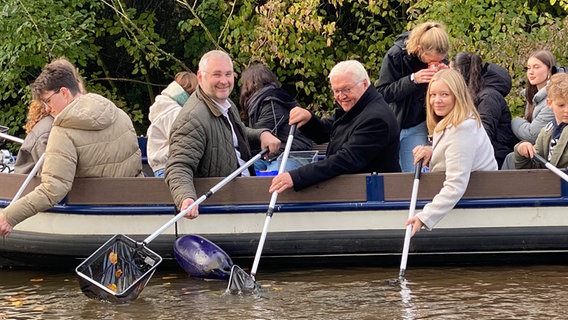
[180,198,199,219]
[260,131,281,158]
[269,172,294,194]
[289,106,312,128]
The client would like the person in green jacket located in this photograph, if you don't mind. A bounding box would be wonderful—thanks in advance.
[165,50,280,219]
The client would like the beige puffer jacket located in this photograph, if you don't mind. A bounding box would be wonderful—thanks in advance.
[4,93,142,226]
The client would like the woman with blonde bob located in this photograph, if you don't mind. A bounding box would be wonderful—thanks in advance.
[406,69,497,236]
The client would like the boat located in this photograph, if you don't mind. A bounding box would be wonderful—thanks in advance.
[2,164,568,270]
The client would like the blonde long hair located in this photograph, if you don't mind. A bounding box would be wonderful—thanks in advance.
[426,69,481,135]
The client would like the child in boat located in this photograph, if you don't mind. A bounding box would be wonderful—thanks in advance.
[512,73,568,169]
[407,69,497,236]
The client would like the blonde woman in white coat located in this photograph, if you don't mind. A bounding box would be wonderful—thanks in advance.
[407,69,497,236]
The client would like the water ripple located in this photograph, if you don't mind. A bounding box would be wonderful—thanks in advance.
[1,265,568,319]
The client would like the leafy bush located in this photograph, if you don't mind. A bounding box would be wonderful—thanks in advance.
[0,0,566,146]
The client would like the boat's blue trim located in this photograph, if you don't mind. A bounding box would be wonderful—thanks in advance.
[1,195,568,216]
[366,174,384,201]
[561,178,568,197]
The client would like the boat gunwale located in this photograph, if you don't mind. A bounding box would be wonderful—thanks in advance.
[1,168,566,208]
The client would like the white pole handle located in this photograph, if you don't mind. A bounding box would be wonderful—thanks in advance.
[12,153,45,202]
[533,153,568,183]
[142,149,268,245]
[0,132,24,144]
[399,160,423,278]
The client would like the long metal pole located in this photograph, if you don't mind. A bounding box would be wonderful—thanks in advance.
[143,148,268,245]
[250,125,296,279]
[399,160,423,278]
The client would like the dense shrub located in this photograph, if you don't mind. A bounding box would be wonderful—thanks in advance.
[0,0,566,149]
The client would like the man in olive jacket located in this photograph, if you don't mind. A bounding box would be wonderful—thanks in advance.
[0,58,142,237]
[165,50,280,219]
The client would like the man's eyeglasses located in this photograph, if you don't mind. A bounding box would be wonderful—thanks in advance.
[42,88,61,108]
[331,81,363,96]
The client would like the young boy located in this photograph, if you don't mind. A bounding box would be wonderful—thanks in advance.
[513,72,568,168]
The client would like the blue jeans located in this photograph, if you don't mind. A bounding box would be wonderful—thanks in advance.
[254,158,303,173]
[399,121,428,172]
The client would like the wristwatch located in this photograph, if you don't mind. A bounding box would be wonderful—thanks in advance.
[410,73,418,84]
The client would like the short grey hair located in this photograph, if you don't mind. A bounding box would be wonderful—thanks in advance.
[328,60,370,83]
[198,50,233,71]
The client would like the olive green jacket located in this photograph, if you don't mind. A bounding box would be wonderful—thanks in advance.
[513,121,568,169]
[165,86,265,208]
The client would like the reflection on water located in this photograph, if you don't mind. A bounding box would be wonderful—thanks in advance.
[1,265,568,319]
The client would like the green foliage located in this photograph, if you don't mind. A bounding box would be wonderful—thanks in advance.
[406,0,568,116]
[0,0,99,140]
[225,0,340,114]
[0,0,567,141]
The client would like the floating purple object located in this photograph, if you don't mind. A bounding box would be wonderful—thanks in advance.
[174,234,233,280]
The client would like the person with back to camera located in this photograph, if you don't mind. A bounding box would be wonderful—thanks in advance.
[146,71,198,177]
[406,69,497,236]
[14,58,86,175]
[165,50,281,219]
[376,21,450,172]
[268,60,401,194]
[239,62,314,173]
[513,73,568,169]
[0,58,142,237]
[13,100,53,174]
[502,50,558,169]
[451,52,516,168]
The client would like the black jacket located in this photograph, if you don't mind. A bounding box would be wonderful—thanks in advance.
[476,62,516,168]
[375,32,429,129]
[290,85,401,191]
[246,85,313,154]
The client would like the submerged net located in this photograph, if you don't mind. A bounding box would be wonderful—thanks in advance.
[226,264,260,295]
[76,234,161,302]
[93,242,149,292]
